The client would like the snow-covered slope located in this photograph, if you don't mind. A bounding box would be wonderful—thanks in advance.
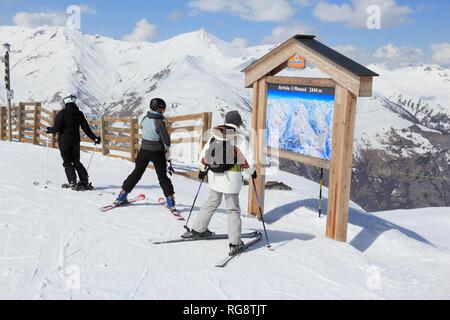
[1,141,449,299]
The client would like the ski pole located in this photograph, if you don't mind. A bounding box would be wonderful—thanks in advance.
[184,169,208,231]
[86,143,97,173]
[251,176,272,249]
[319,168,324,218]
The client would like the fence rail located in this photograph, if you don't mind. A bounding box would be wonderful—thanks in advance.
[0,102,212,179]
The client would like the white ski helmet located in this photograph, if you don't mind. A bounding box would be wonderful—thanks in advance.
[63,94,77,105]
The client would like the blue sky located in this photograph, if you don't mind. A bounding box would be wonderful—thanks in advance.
[0,0,449,64]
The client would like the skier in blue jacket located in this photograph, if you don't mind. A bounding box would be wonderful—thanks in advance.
[115,98,176,209]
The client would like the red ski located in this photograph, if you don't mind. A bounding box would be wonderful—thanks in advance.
[158,197,185,221]
[100,194,146,213]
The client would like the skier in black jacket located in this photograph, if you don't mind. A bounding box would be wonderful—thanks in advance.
[46,95,101,190]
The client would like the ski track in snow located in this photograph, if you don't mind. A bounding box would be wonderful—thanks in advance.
[0,141,449,299]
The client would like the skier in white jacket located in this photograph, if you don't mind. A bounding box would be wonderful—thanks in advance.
[183,111,256,256]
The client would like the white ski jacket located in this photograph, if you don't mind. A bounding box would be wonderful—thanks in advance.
[199,123,255,195]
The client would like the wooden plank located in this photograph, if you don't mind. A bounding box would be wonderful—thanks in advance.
[168,125,202,134]
[105,126,131,134]
[326,84,357,242]
[166,113,205,123]
[80,137,95,143]
[265,76,335,88]
[359,76,374,98]
[245,38,298,87]
[80,146,100,152]
[20,137,33,144]
[20,102,40,107]
[103,116,131,123]
[266,147,330,170]
[105,135,131,143]
[39,106,53,117]
[21,116,35,122]
[248,80,260,216]
[130,118,138,161]
[51,110,57,148]
[17,103,23,142]
[105,144,131,153]
[248,78,267,218]
[20,123,34,131]
[33,103,39,145]
[37,114,53,125]
[101,117,108,156]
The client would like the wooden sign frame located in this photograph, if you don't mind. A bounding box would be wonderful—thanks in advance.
[242,35,378,242]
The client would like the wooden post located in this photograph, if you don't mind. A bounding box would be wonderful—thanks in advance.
[101,116,108,156]
[248,78,267,218]
[0,107,4,141]
[51,109,57,148]
[199,112,212,159]
[32,103,39,145]
[326,84,358,242]
[130,117,138,161]
[17,103,24,142]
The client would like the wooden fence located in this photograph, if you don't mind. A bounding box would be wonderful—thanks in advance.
[0,102,212,179]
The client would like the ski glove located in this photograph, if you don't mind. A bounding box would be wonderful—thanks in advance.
[198,170,208,180]
[252,171,258,180]
[45,127,53,134]
[94,136,101,145]
[167,160,175,176]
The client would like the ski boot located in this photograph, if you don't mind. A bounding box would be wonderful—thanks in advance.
[165,195,177,211]
[229,241,245,256]
[74,181,94,191]
[182,228,215,239]
[62,181,77,189]
[114,190,129,206]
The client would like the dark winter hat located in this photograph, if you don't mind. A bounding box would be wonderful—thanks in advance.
[225,111,243,127]
[150,98,167,111]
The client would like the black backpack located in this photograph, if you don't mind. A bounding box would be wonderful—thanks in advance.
[204,137,237,173]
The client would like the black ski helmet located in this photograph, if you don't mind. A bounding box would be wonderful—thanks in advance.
[150,98,167,111]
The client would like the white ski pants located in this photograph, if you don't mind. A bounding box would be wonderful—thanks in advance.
[193,190,242,245]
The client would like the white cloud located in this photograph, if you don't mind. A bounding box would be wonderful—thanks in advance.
[188,0,294,22]
[314,0,413,28]
[333,43,429,67]
[13,11,67,27]
[80,4,97,15]
[231,37,248,48]
[261,23,315,45]
[431,43,450,66]
[373,43,424,66]
[122,19,157,43]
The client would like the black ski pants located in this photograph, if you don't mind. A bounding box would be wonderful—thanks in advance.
[122,148,174,197]
[59,143,89,184]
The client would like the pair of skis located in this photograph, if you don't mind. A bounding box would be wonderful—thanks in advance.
[99,195,183,221]
[150,231,263,268]
[99,194,146,212]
